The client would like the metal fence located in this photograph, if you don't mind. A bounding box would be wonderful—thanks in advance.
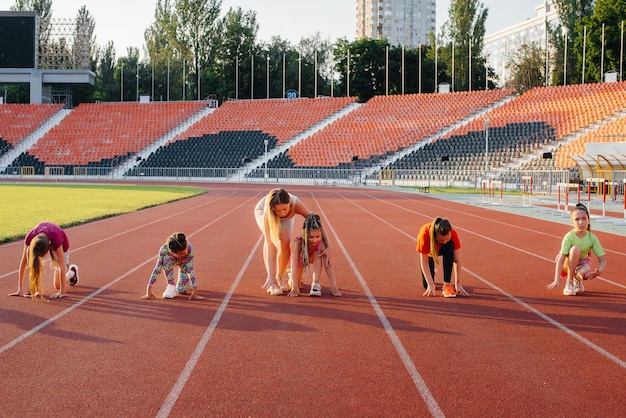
[1,165,576,193]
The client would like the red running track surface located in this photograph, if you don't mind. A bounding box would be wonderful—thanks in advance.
[1,183,625,417]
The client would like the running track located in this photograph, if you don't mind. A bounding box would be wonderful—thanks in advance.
[1,183,625,417]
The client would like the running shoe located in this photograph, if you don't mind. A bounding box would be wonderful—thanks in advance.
[309,283,322,297]
[573,279,585,294]
[442,283,457,298]
[68,264,79,286]
[163,283,177,299]
[562,280,577,296]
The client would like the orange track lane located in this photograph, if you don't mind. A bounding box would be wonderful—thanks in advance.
[1,184,624,417]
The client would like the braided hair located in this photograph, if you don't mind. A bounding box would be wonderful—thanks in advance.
[429,217,452,263]
[300,213,323,269]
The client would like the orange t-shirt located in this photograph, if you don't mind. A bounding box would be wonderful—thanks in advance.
[415,222,461,255]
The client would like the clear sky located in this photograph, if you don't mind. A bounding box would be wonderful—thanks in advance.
[0,0,544,58]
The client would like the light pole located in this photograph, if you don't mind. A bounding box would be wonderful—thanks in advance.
[266,55,270,99]
[484,118,489,172]
[264,138,269,180]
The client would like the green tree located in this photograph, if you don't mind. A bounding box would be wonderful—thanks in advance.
[215,6,259,101]
[440,0,489,91]
[573,0,626,83]
[505,42,545,93]
[94,41,117,102]
[550,0,595,85]
[174,0,222,100]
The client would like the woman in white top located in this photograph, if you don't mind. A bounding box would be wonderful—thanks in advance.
[254,188,330,295]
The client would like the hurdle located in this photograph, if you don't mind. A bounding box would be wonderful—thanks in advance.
[556,183,581,212]
[522,176,533,207]
[482,179,503,205]
[586,178,607,218]
[624,179,626,222]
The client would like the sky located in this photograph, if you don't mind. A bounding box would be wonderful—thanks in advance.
[0,0,543,58]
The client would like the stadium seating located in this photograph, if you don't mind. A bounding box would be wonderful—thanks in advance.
[285,89,513,168]
[173,97,357,146]
[0,104,63,157]
[26,101,207,166]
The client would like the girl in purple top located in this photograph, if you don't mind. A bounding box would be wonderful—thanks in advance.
[141,233,205,300]
[288,213,341,298]
[9,221,79,300]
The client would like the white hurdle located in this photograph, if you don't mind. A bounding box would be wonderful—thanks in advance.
[522,176,533,207]
[586,178,607,218]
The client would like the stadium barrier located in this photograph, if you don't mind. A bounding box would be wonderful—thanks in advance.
[0,166,570,191]
[20,166,34,177]
[44,167,65,178]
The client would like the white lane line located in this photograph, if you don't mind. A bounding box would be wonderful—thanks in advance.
[0,193,259,355]
[312,194,445,418]
[157,235,263,418]
[346,191,626,370]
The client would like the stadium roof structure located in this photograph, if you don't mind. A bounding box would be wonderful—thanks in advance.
[0,68,95,104]
[569,154,626,179]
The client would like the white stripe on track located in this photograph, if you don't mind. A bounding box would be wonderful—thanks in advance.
[311,194,445,418]
[157,235,263,418]
[0,193,259,356]
[345,191,626,370]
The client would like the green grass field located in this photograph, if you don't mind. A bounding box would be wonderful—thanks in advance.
[0,183,207,243]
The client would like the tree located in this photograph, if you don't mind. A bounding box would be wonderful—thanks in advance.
[574,0,626,83]
[94,41,117,102]
[215,6,259,101]
[440,0,490,91]
[174,0,222,99]
[550,0,595,85]
[73,6,96,70]
[505,42,545,93]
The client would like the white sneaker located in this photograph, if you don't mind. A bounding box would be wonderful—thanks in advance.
[573,279,585,293]
[563,280,577,296]
[266,284,283,296]
[163,284,177,299]
[309,283,322,297]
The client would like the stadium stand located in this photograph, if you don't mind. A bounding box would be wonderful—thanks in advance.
[284,89,514,168]
[134,97,357,171]
[0,104,64,157]
[173,97,357,146]
[556,111,626,169]
[22,101,207,171]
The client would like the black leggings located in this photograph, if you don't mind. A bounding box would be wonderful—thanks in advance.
[421,240,455,289]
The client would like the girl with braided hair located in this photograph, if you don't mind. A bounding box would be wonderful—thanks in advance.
[254,188,331,296]
[141,232,205,300]
[287,213,341,297]
[416,217,469,298]
[10,221,79,300]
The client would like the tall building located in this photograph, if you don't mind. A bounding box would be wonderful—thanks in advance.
[356,0,436,48]
[483,1,559,87]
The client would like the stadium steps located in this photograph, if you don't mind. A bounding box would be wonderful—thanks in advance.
[110,105,217,177]
[362,93,517,177]
[234,101,362,177]
[503,107,626,172]
[0,108,71,168]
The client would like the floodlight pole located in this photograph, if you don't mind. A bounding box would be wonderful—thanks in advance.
[484,119,490,173]
[264,138,269,180]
